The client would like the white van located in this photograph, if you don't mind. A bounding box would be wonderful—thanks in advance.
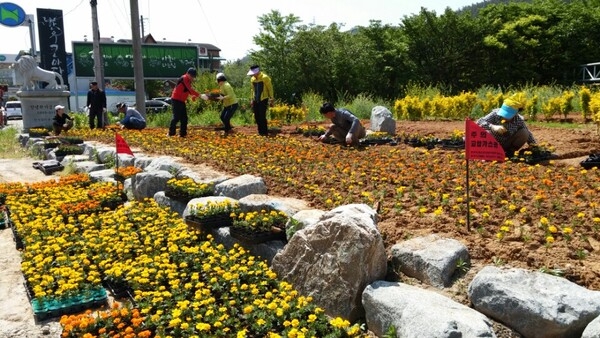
[5,101,22,120]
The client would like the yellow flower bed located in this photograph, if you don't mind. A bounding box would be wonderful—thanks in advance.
[2,175,363,337]
[165,177,214,200]
[232,209,289,232]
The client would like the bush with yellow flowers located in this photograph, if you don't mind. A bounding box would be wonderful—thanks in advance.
[269,103,306,123]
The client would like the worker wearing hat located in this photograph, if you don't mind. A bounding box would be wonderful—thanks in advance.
[476,93,537,157]
[169,67,200,137]
[247,65,274,136]
[52,105,74,135]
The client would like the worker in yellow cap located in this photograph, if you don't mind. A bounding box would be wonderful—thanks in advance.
[476,93,537,157]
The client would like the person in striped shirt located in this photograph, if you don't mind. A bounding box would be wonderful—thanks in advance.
[476,93,537,157]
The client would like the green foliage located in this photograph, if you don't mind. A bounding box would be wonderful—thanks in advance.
[145,112,172,128]
[345,93,374,119]
[70,113,89,129]
[244,0,600,105]
[456,258,470,273]
[382,325,397,338]
[301,91,326,122]
[104,154,116,169]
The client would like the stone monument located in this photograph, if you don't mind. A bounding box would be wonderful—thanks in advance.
[14,55,70,131]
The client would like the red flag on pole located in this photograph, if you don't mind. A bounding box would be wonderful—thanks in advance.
[116,133,134,156]
[465,118,505,162]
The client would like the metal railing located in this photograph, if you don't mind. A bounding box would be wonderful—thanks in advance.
[580,62,600,82]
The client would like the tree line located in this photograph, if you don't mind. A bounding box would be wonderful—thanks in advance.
[225,0,600,104]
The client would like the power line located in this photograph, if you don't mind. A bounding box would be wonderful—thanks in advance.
[194,0,218,45]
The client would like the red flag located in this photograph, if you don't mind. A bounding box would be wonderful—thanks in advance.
[116,133,134,156]
[465,118,505,162]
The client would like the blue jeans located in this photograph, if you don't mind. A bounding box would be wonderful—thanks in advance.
[220,103,238,131]
[124,117,146,130]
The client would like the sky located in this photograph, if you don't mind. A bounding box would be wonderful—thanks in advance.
[1,0,476,62]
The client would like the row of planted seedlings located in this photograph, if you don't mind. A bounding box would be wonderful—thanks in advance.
[2,173,364,337]
[77,128,600,259]
[162,175,291,244]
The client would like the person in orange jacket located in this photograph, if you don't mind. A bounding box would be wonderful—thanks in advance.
[169,67,200,137]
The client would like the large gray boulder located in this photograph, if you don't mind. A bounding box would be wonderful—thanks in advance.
[370,106,396,135]
[132,170,173,201]
[214,174,267,199]
[271,205,386,321]
[391,234,469,288]
[363,281,496,338]
[468,266,600,338]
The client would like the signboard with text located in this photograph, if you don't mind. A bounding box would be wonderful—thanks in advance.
[72,42,198,79]
[37,8,69,87]
[465,118,506,162]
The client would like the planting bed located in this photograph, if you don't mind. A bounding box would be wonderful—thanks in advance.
[226,118,600,292]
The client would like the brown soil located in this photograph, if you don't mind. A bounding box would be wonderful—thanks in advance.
[233,118,600,294]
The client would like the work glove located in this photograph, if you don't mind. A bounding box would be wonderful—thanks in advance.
[318,134,327,142]
[217,95,224,101]
[102,108,107,113]
[63,124,68,128]
[346,133,353,144]
[491,125,506,134]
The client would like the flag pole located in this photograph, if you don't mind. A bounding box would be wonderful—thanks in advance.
[466,157,470,232]
[465,117,470,232]
[115,131,120,197]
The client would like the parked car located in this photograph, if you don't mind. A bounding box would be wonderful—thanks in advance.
[5,101,22,120]
[152,97,172,105]
[133,100,171,114]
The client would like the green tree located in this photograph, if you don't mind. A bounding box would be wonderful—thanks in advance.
[250,10,301,103]
[402,8,487,94]
[356,20,413,99]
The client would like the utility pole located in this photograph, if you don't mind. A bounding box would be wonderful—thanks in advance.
[90,0,105,89]
[130,0,146,116]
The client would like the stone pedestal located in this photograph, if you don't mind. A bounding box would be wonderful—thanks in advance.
[16,90,71,131]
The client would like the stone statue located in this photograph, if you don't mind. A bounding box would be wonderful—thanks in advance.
[14,55,64,91]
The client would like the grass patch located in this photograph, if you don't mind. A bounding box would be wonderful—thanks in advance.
[0,127,27,159]
[528,121,587,129]
[145,109,258,129]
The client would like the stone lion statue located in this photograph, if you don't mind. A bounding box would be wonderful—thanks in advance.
[14,55,64,90]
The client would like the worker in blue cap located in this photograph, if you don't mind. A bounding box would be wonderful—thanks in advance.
[477,93,537,156]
